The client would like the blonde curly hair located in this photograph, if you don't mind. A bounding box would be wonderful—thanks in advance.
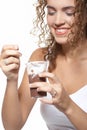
[31,0,87,71]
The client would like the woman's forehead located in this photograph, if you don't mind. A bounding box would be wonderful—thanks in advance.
[46,0,75,6]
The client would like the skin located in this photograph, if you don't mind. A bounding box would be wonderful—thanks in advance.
[46,0,75,44]
[0,0,87,130]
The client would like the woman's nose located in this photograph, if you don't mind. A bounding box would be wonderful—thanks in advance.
[54,12,65,26]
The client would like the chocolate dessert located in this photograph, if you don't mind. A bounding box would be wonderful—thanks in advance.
[29,74,47,98]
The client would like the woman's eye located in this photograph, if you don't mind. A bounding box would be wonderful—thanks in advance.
[47,9,56,15]
[66,10,75,16]
[66,12,75,16]
[48,11,55,15]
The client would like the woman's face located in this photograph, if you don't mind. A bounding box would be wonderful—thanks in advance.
[46,0,75,45]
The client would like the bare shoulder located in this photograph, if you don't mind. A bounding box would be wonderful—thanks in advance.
[18,47,48,120]
[29,47,47,61]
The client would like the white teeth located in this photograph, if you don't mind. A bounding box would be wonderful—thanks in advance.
[57,29,67,33]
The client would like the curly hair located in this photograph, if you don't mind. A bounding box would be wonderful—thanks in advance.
[31,0,87,71]
[69,0,87,46]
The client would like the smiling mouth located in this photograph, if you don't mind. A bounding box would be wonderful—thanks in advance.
[55,28,70,35]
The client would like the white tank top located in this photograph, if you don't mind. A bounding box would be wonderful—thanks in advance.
[40,85,87,130]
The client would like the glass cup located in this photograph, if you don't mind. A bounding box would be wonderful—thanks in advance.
[26,61,49,98]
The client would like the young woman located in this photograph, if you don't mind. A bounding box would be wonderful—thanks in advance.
[0,0,87,129]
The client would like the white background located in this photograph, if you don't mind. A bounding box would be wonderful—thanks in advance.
[0,0,48,130]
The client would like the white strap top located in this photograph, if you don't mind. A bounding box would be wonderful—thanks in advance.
[40,85,87,130]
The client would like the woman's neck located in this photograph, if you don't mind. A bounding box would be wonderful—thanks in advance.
[61,39,87,61]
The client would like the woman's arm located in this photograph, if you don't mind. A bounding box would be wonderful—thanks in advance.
[2,71,36,130]
[65,99,87,130]
[0,45,36,130]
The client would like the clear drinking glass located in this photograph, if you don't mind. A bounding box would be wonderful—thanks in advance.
[26,61,48,98]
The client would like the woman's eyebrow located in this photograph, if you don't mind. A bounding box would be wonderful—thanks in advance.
[46,5,75,11]
[46,5,56,10]
[62,6,75,11]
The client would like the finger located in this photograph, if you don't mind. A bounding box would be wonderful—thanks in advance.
[1,50,22,59]
[39,71,60,83]
[3,63,19,71]
[29,82,52,95]
[3,57,20,66]
[1,44,19,52]
[30,82,48,89]
[30,82,56,96]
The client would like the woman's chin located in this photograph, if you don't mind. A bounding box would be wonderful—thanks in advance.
[55,38,68,45]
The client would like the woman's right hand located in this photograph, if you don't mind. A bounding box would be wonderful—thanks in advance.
[0,44,22,81]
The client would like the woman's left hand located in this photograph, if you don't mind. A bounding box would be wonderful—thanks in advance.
[30,71,72,114]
